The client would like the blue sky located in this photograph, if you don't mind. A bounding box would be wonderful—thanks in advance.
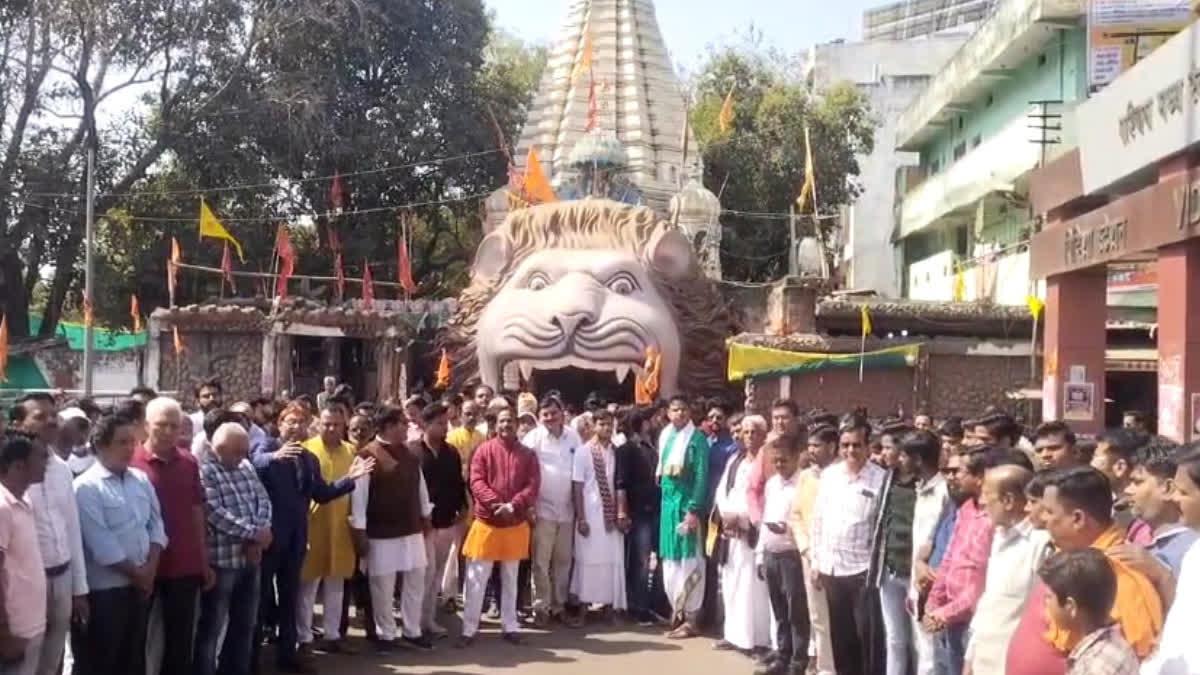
[484,0,884,70]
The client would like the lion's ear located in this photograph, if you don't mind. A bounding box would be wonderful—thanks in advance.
[472,232,511,280]
[647,227,695,280]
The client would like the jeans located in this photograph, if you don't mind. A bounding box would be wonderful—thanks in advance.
[70,586,149,675]
[153,576,202,675]
[625,517,656,616]
[195,566,261,675]
[256,526,303,665]
[934,623,968,675]
[763,550,810,668]
[821,572,870,675]
[878,572,912,675]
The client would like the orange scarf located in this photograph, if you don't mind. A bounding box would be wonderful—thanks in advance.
[1044,525,1164,659]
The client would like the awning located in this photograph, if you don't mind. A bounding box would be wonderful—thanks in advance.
[727,342,921,381]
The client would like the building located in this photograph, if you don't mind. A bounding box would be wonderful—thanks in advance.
[804,37,966,296]
[894,0,1087,306]
[864,0,997,40]
[1029,15,1200,438]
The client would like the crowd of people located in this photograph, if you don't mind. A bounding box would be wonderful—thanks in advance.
[1,377,1199,675]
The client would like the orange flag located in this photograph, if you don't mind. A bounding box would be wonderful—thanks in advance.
[330,172,347,212]
[0,314,8,383]
[571,31,594,83]
[635,346,662,405]
[333,252,346,301]
[274,225,296,299]
[130,295,143,333]
[361,261,375,308]
[83,298,94,327]
[167,237,181,306]
[435,349,451,389]
[523,147,557,203]
[397,229,416,296]
[221,242,237,293]
[172,325,185,356]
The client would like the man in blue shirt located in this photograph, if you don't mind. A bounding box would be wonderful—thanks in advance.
[1124,441,1199,577]
[72,414,167,675]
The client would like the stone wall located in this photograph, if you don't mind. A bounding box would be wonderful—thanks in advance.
[158,331,263,406]
[754,352,1030,419]
[33,346,141,393]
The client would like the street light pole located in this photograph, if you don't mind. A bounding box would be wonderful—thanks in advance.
[82,144,96,396]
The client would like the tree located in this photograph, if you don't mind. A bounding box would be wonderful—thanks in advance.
[1,0,546,337]
[690,47,876,282]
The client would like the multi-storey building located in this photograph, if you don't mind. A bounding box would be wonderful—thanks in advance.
[864,0,998,40]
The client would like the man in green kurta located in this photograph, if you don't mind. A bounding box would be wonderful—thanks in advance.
[656,395,709,639]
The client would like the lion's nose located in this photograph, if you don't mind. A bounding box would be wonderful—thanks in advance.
[552,311,594,338]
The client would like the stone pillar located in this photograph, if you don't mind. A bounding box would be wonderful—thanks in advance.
[1156,239,1200,441]
[1042,267,1107,434]
[767,277,823,335]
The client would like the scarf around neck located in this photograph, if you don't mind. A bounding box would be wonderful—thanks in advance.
[657,421,695,478]
[589,440,617,531]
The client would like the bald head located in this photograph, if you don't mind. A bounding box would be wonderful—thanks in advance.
[212,422,250,467]
[982,463,1033,527]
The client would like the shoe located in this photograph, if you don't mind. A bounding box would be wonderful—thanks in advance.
[372,638,398,653]
[320,639,357,654]
[403,635,435,651]
[277,659,317,674]
[455,634,475,649]
[501,632,523,645]
[424,623,448,639]
[530,611,550,629]
[713,639,737,651]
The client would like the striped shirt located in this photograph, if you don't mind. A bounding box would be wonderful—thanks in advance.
[1066,625,1138,675]
[809,459,887,577]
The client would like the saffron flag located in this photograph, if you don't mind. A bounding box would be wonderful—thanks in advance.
[952,266,965,302]
[635,346,662,405]
[796,123,816,213]
[330,172,347,212]
[523,147,557,203]
[130,295,143,333]
[861,305,872,337]
[397,232,416,295]
[1027,295,1045,319]
[435,349,451,389]
[83,298,94,328]
[274,224,296,299]
[221,243,237,293]
[199,198,244,261]
[361,262,375,308]
[167,237,181,306]
[334,253,346,301]
[718,86,735,134]
[571,31,594,83]
[172,325,185,356]
[0,315,8,383]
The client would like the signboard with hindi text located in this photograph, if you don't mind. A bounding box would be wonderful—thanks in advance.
[1088,0,1192,91]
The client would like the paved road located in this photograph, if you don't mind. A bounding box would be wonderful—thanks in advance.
[295,616,752,675]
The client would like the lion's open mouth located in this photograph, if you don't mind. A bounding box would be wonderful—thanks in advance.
[502,354,648,385]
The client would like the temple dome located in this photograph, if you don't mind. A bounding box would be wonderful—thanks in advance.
[566,129,629,168]
[669,179,720,223]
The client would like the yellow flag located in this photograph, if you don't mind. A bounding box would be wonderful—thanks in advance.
[0,314,8,383]
[199,198,245,261]
[571,32,594,83]
[953,266,965,301]
[718,86,735,133]
[1027,295,1045,319]
[523,147,557,203]
[796,123,816,212]
[861,305,872,337]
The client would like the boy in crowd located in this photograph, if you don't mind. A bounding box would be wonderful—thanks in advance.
[1120,439,1197,577]
[1038,549,1138,675]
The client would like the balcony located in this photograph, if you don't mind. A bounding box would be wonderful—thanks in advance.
[899,103,1075,239]
[895,0,1084,151]
[908,247,1042,305]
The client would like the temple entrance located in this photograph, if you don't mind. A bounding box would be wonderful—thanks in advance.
[291,336,370,399]
[531,367,635,410]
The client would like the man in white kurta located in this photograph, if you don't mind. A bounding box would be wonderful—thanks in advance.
[713,417,772,652]
[570,411,626,612]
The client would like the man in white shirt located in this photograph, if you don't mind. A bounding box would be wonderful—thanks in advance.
[808,415,886,675]
[10,394,88,675]
[523,396,582,627]
[757,437,808,675]
[966,463,1050,674]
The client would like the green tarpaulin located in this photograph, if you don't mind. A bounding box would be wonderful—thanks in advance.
[28,315,146,351]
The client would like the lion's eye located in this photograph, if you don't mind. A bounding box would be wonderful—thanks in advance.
[606,272,639,296]
[527,272,550,291]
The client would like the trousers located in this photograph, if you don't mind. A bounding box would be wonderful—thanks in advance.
[256,525,304,664]
[463,560,520,636]
[531,519,573,614]
[422,525,460,629]
[70,586,149,675]
[36,570,72,675]
[764,550,811,668]
[879,572,913,675]
[297,578,344,643]
[195,566,260,675]
[0,632,44,675]
[150,576,202,675]
[369,570,425,641]
[821,572,870,675]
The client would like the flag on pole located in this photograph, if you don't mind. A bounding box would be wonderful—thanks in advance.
[586,77,598,132]
[953,266,966,302]
[167,237,181,306]
[172,325,185,356]
[397,227,417,296]
[361,261,375,308]
[859,305,872,383]
[221,242,237,293]
[861,305,872,337]
[523,148,557,203]
[199,198,245,261]
[796,123,816,212]
[83,298,94,327]
[718,86,735,134]
[571,31,594,83]
[330,172,347,213]
[333,253,346,301]
[130,295,143,333]
[274,224,296,299]
[1027,295,1045,319]
[435,349,451,389]
[0,315,8,383]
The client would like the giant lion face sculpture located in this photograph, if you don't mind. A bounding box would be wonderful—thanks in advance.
[446,199,732,398]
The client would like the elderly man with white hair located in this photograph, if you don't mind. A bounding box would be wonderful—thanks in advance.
[194,423,272,675]
[131,397,211,675]
[712,414,772,654]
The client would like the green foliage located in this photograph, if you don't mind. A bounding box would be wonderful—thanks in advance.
[690,48,876,282]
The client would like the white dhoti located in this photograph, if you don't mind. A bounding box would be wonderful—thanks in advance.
[571,443,627,609]
[721,537,772,650]
[662,557,705,615]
